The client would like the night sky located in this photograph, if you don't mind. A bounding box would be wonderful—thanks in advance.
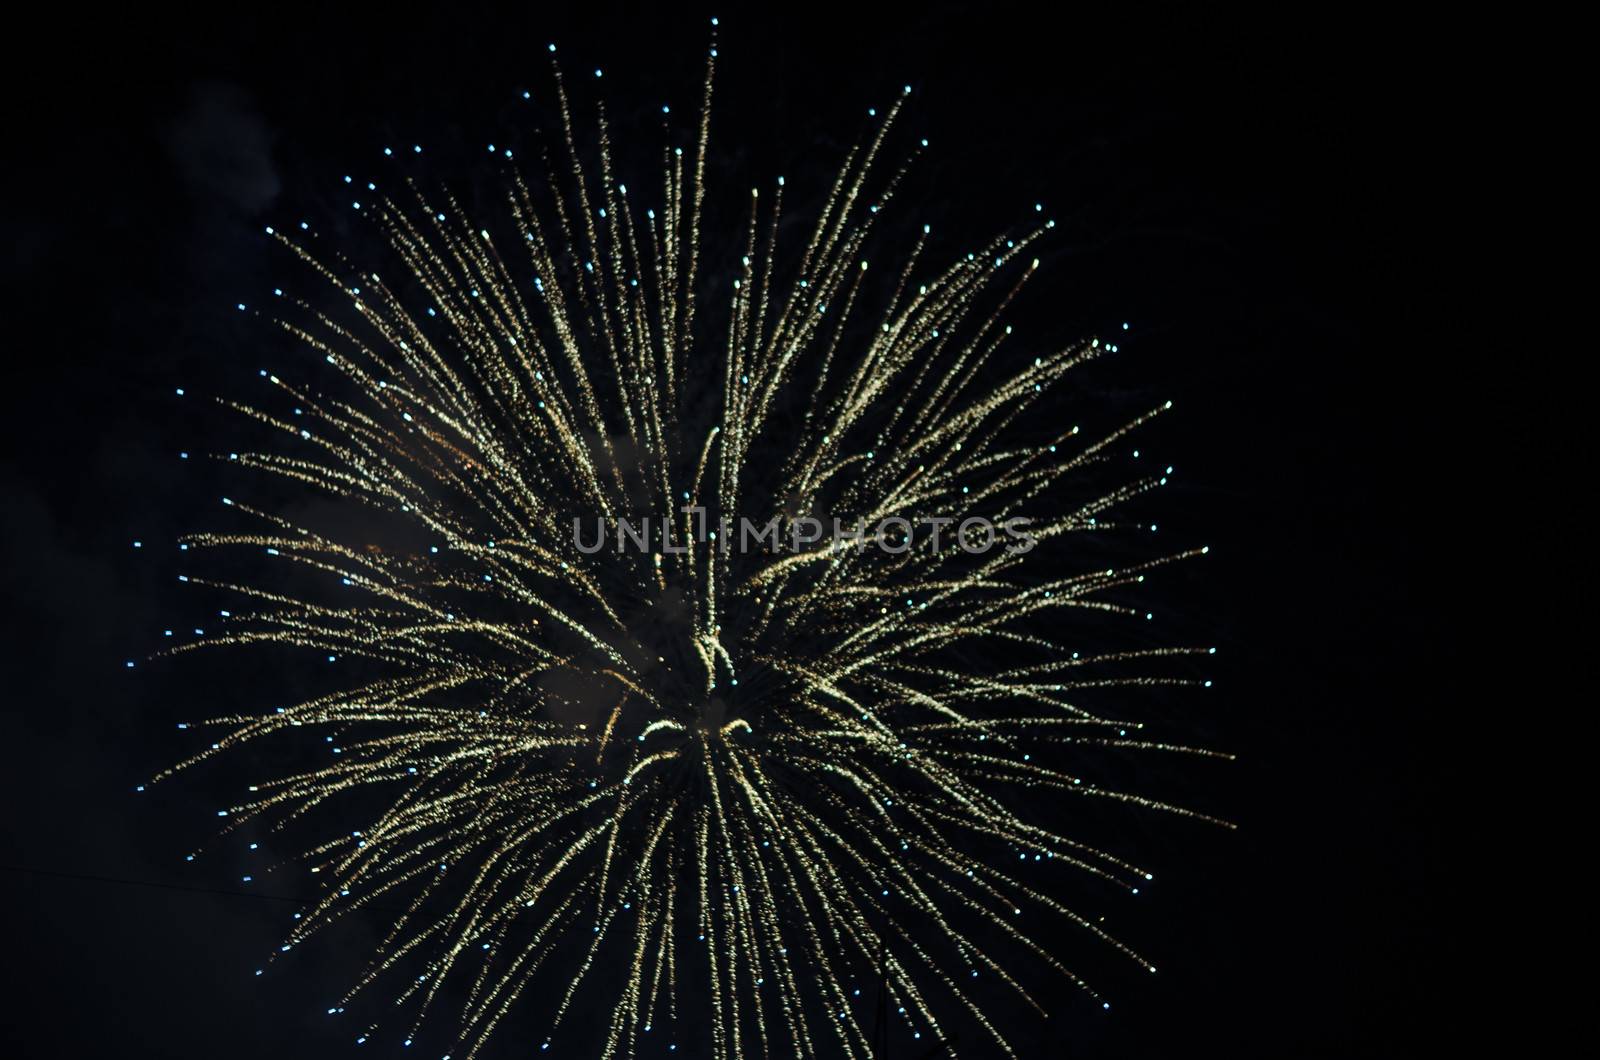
[2,6,1431,1057]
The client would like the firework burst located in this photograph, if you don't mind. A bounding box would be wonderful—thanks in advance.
[150,24,1228,1059]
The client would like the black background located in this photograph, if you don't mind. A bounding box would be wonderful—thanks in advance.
[2,4,1432,1057]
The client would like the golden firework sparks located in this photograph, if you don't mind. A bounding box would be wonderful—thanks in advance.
[149,20,1228,1059]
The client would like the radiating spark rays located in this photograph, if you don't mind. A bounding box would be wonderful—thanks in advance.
[151,24,1226,1059]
